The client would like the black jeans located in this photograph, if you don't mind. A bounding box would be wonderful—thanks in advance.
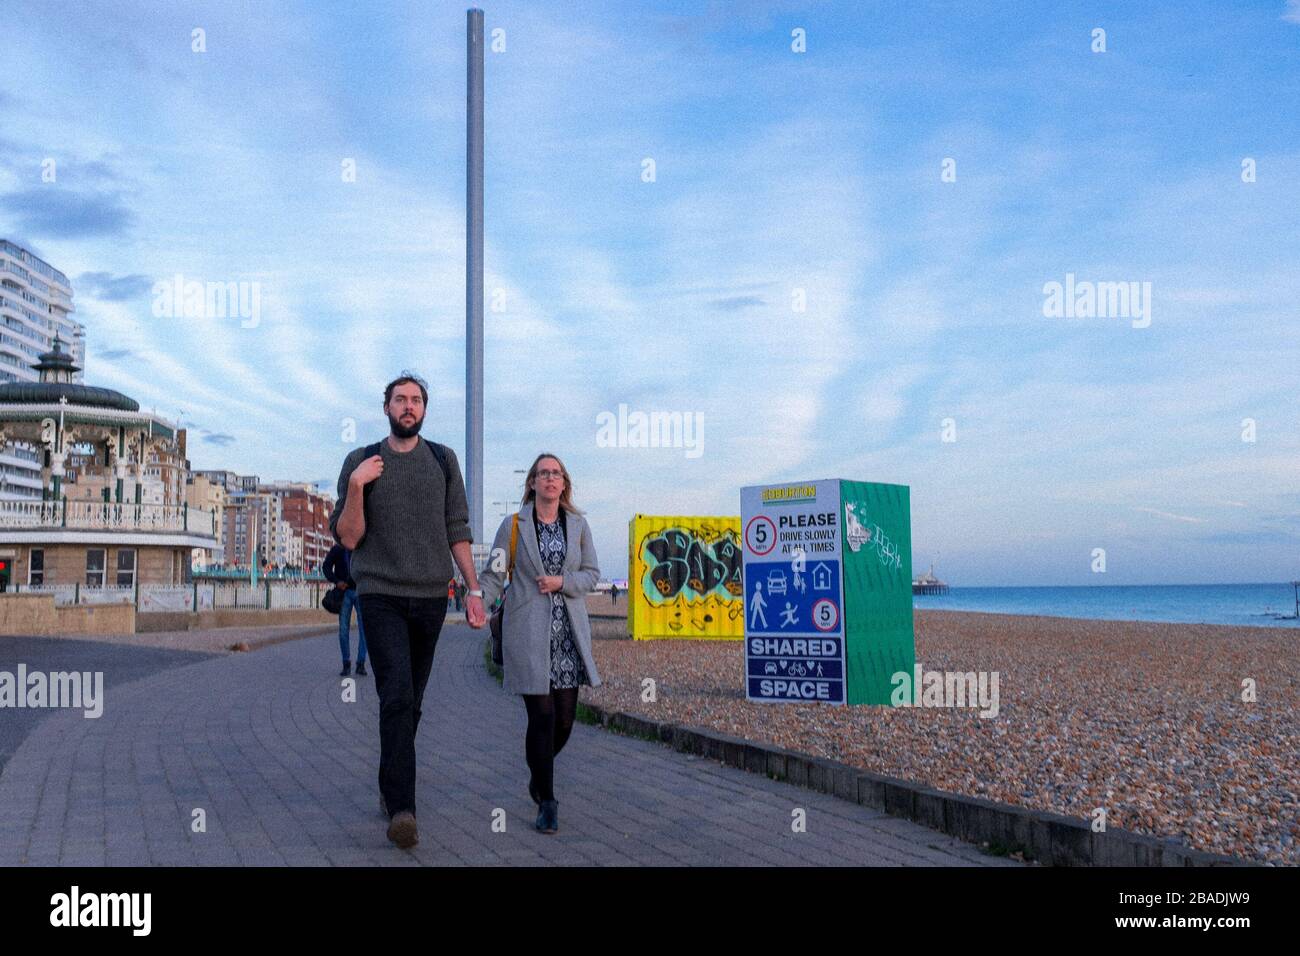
[358,593,449,817]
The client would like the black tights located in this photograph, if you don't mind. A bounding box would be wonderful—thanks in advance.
[523,686,579,803]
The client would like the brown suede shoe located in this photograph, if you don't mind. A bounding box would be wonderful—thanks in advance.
[387,811,418,848]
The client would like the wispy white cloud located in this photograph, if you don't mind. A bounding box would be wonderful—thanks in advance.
[1134,507,1207,524]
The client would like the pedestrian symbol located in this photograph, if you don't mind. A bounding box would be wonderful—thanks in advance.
[749,579,768,629]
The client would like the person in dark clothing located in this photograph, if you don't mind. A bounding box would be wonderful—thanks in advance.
[330,372,487,850]
[322,543,367,677]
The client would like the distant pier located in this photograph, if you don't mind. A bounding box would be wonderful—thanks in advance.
[912,564,949,595]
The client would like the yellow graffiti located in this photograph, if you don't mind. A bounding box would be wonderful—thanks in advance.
[628,515,744,640]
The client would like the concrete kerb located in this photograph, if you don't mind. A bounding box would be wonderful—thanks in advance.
[580,701,1254,868]
[239,625,337,651]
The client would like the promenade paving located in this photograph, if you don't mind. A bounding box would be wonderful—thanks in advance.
[0,623,1020,866]
[0,638,218,777]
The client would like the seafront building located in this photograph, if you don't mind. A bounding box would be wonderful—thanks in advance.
[0,239,84,378]
[260,480,332,573]
[193,472,332,573]
[184,472,228,567]
[0,239,87,499]
[221,495,263,569]
[0,339,216,589]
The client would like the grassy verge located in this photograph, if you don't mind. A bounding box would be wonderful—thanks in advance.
[482,638,503,685]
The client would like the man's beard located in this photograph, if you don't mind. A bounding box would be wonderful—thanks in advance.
[388,410,424,439]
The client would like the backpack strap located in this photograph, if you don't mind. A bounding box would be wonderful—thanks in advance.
[423,438,451,484]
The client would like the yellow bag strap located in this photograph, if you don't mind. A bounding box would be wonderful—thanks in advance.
[507,513,519,582]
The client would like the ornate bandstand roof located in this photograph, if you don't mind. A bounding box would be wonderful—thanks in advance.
[0,337,140,412]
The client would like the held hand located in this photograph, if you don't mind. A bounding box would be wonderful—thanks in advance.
[349,454,384,489]
[334,581,348,590]
[465,594,486,628]
[536,575,563,594]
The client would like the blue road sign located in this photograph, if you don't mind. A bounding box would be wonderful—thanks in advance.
[742,480,848,705]
[743,557,845,703]
[743,558,842,635]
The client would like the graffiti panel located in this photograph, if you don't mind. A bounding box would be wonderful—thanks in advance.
[627,515,743,640]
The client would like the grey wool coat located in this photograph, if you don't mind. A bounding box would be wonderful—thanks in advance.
[479,501,602,695]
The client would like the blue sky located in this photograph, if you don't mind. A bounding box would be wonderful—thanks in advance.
[1,0,1297,585]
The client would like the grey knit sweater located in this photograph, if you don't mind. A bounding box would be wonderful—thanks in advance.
[328,438,473,598]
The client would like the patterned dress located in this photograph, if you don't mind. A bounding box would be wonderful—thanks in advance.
[535,511,589,689]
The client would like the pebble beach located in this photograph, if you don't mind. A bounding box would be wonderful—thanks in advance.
[582,609,1299,865]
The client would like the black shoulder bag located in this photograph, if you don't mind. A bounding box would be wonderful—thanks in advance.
[488,513,519,667]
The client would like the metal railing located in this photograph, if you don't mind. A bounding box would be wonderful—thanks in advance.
[0,499,218,535]
[193,568,327,582]
[7,581,330,611]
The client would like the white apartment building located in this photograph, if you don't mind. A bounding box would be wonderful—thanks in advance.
[0,239,87,500]
[0,240,84,381]
[0,441,43,500]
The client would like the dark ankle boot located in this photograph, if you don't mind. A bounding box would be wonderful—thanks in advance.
[536,799,558,834]
[340,661,351,677]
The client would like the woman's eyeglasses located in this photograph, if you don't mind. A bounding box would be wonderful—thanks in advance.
[535,469,564,480]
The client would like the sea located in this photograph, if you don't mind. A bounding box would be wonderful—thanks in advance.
[911,583,1300,629]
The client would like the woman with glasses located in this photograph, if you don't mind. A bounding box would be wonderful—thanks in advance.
[476,453,601,834]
